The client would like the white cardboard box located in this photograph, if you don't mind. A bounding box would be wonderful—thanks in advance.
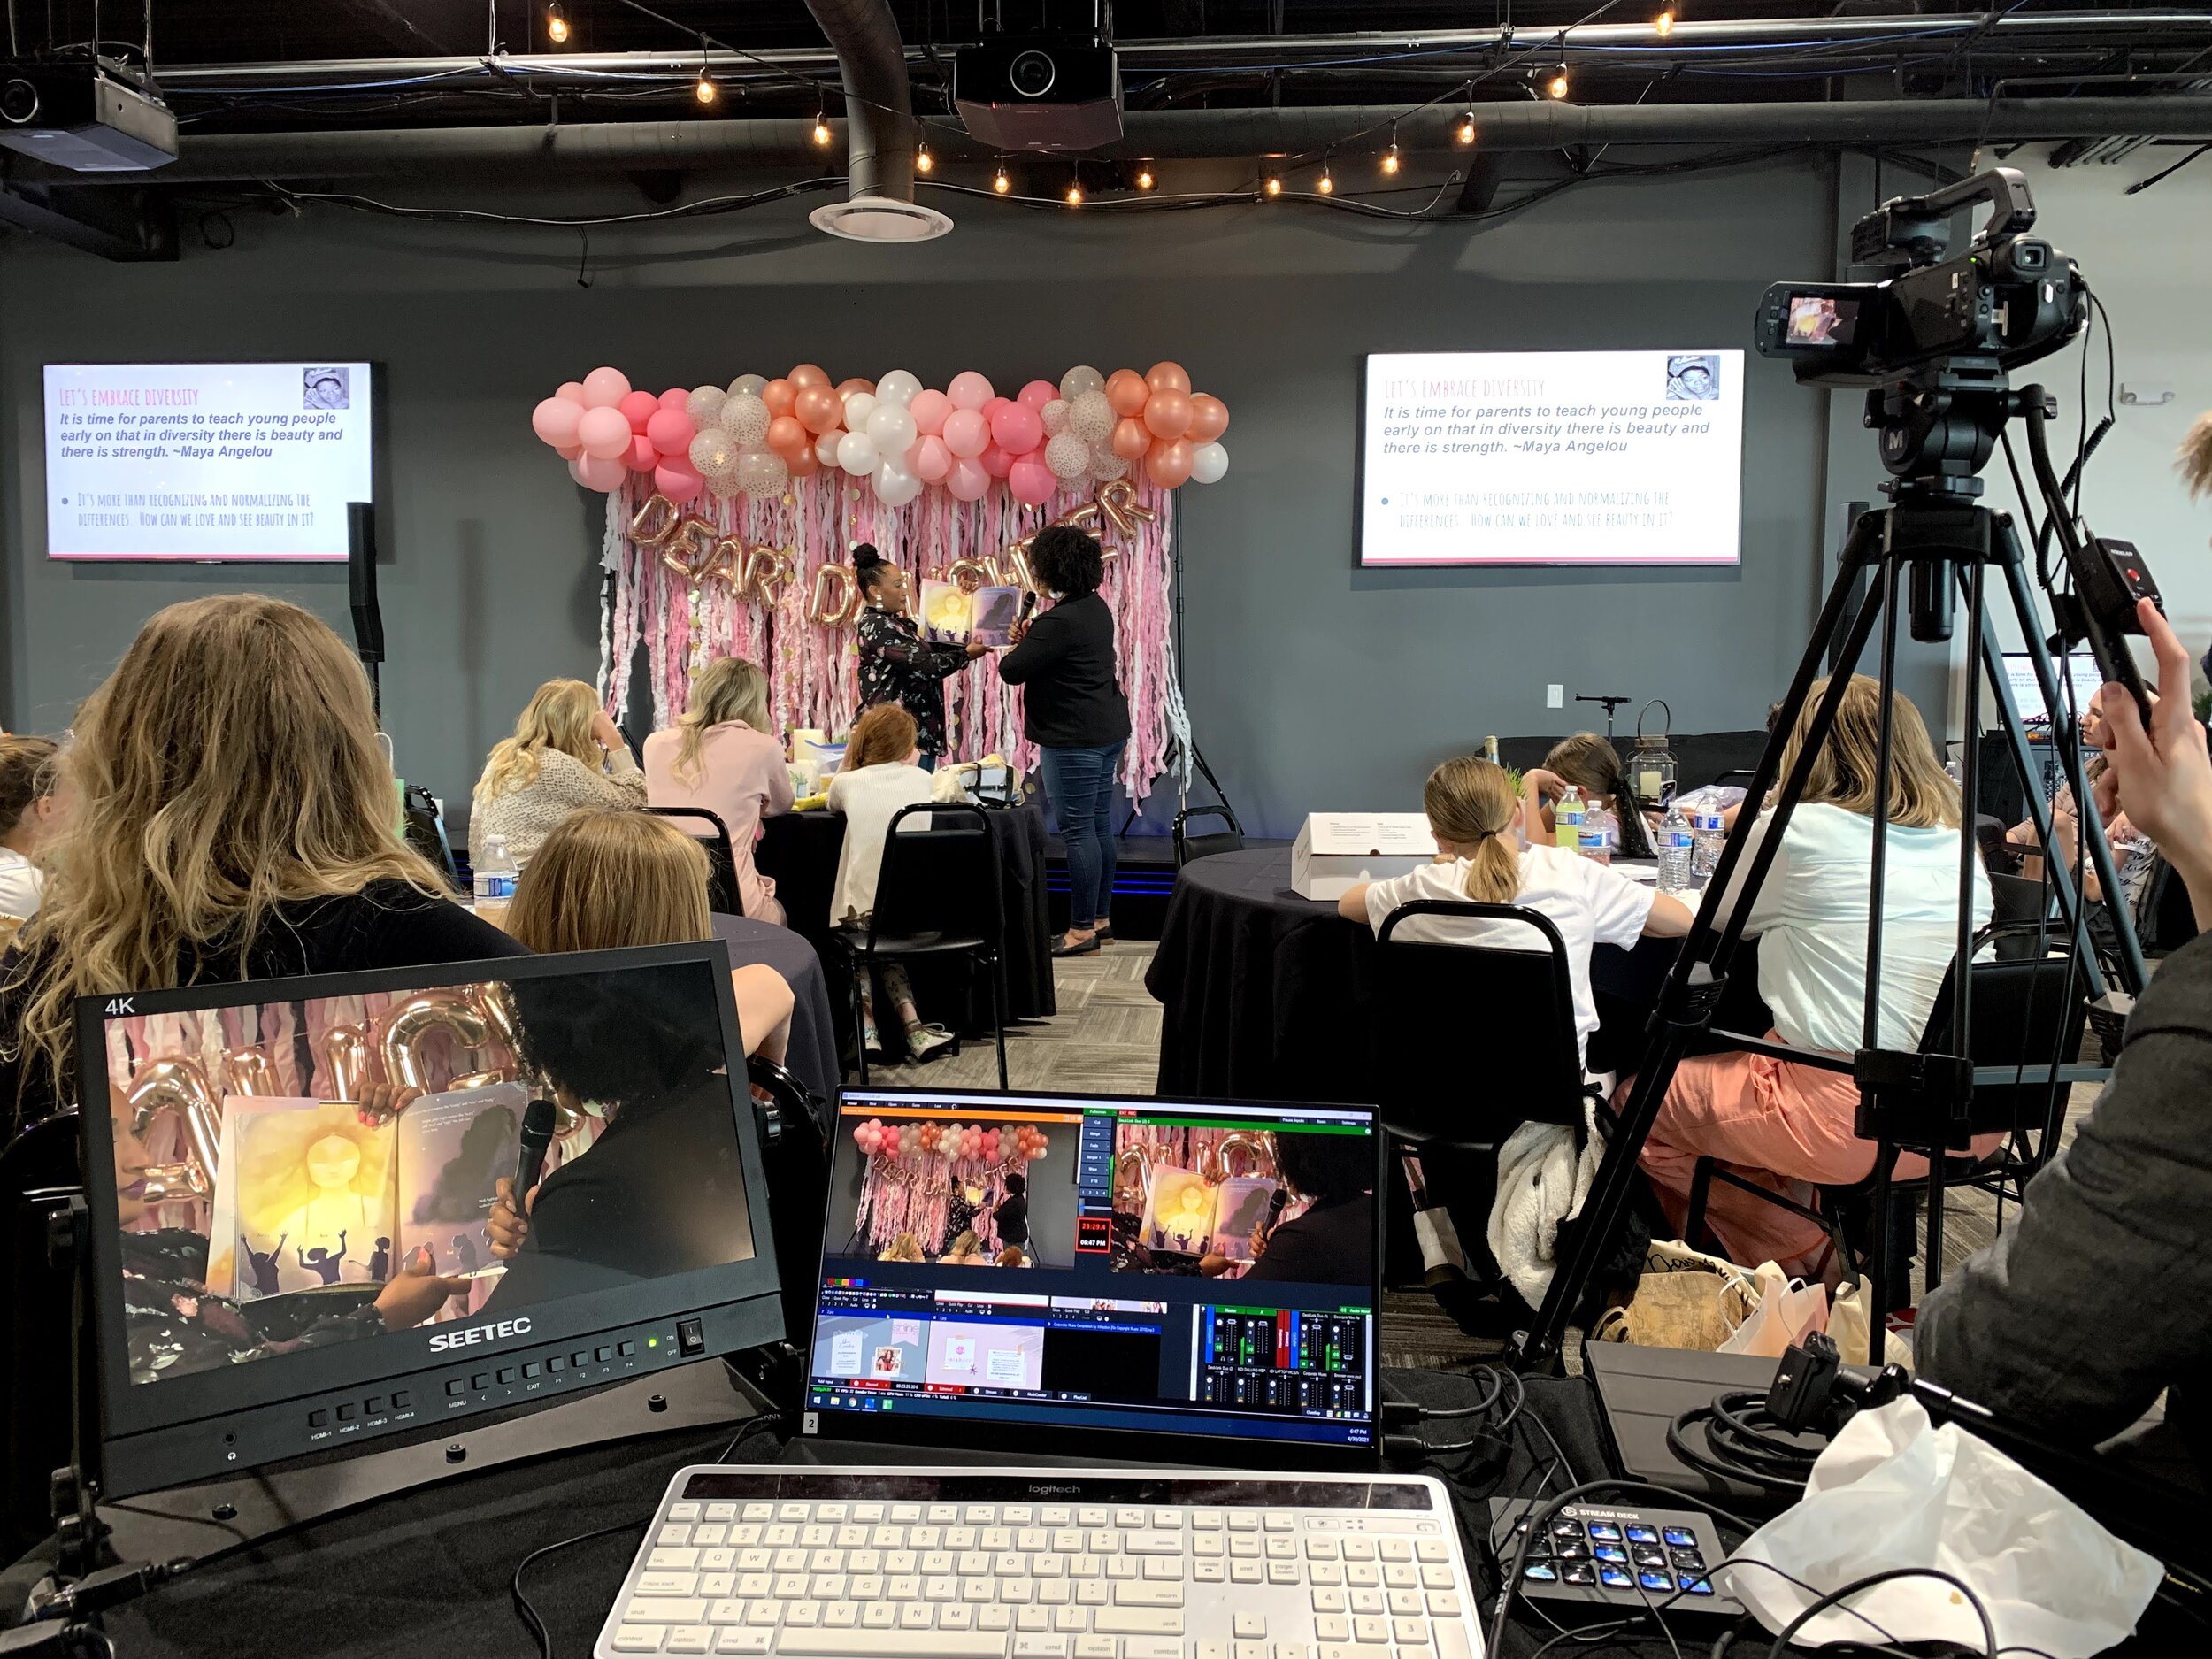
[1290,812,1438,901]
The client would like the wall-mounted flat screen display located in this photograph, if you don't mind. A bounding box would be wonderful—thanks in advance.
[1360,349,1745,566]
[44,362,374,561]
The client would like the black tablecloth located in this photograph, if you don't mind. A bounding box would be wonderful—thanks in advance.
[1146,848,1693,1102]
[711,912,840,1122]
[757,806,1057,1042]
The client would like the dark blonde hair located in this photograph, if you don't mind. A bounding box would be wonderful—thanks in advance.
[476,679,601,802]
[1543,732,1655,857]
[1778,675,1960,830]
[672,657,772,785]
[847,703,918,771]
[0,736,59,837]
[506,810,711,954]
[1423,757,1522,904]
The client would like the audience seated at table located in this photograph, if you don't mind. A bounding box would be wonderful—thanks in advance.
[641,656,795,924]
[0,734,63,925]
[1336,755,1694,1075]
[825,703,954,1064]
[0,594,525,1132]
[1524,732,1657,859]
[2005,685,2162,918]
[1630,673,1993,1278]
[471,678,646,864]
[1916,608,2212,1484]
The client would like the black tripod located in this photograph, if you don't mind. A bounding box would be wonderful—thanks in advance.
[1515,377,2152,1370]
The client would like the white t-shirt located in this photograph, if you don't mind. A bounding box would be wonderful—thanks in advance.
[0,847,42,921]
[1363,845,1656,1066]
[1713,803,1993,1055]
[826,762,937,925]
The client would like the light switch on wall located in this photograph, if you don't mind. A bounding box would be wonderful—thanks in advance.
[1547,684,1564,709]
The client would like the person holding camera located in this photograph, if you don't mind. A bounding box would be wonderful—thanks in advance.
[1916,598,2212,1480]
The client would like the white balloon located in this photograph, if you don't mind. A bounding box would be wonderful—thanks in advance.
[1040,398,1071,436]
[717,391,772,447]
[816,429,843,468]
[1068,389,1115,443]
[843,391,878,429]
[837,430,880,477]
[865,403,917,455]
[686,385,727,428]
[1189,441,1229,484]
[874,459,924,508]
[1059,365,1105,403]
[1045,431,1093,480]
[730,373,768,396]
[876,369,923,407]
[1088,443,1130,482]
[736,449,788,495]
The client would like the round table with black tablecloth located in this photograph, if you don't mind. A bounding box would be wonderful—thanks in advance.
[757,804,1056,1049]
[1146,847,1719,1103]
[709,912,840,1125]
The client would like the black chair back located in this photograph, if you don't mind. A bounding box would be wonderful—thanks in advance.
[650,805,741,916]
[866,803,1006,952]
[1172,806,1244,869]
[1985,872,2055,959]
[1917,938,2089,1137]
[401,782,461,889]
[1371,901,1587,1149]
[1,1112,81,1562]
[743,1057,828,1353]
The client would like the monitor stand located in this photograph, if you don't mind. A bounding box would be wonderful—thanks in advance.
[96,1356,769,1567]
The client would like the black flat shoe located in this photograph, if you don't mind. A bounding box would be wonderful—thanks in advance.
[1094,924,1115,945]
[1051,931,1102,957]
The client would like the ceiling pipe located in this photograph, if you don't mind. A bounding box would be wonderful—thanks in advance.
[105,96,2212,183]
[794,0,949,239]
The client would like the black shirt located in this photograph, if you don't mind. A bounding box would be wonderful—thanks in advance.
[856,604,969,759]
[1241,1193,1374,1287]
[996,592,1131,750]
[0,879,527,1127]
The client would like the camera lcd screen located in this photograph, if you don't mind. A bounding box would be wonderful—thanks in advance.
[1786,296,1859,348]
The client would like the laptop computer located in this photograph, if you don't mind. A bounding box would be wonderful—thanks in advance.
[791,1087,1383,1472]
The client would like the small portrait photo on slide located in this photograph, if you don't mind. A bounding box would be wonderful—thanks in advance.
[303,367,351,411]
[1665,354,1721,402]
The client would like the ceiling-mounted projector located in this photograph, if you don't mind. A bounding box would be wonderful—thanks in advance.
[0,60,177,172]
[954,35,1121,151]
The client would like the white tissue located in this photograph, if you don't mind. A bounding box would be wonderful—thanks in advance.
[1726,1398,2162,1659]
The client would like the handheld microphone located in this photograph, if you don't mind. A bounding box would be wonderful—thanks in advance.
[515,1098,557,1201]
[1019,590,1038,621]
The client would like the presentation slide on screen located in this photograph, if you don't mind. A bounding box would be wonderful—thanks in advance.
[43,363,373,561]
[1360,349,1745,566]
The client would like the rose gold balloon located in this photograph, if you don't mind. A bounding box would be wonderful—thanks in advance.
[788,363,830,389]
[834,377,876,400]
[128,1057,221,1194]
[1146,361,1191,396]
[1111,416,1152,460]
[1186,393,1230,443]
[1142,389,1193,441]
[762,377,797,417]
[377,989,494,1094]
[1145,436,1194,488]
[795,384,844,435]
[767,415,808,457]
[787,443,821,479]
[1106,369,1150,418]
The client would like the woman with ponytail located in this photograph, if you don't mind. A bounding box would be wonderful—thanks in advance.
[1337,756,1692,1073]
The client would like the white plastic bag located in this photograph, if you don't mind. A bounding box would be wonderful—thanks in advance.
[1728,1398,2162,1658]
[1717,1261,1827,1358]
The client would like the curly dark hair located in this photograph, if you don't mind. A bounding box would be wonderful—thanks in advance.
[1029,525,1104,598]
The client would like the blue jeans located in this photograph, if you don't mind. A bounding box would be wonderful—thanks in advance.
[1041,741,1124,929]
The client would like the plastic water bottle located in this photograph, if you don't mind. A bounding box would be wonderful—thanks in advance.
[1578,801,1615,864]
[1555,785,1585,851]
[472,833,518,916]
[1689,802,1727,880]
[1656,791,1695,893]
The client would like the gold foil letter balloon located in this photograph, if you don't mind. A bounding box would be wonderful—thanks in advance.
[127,1056,222,1197]
[810,562,860,627]
[376,989,495,1094]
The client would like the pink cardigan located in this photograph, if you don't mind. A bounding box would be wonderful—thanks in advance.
[642,723,795,924]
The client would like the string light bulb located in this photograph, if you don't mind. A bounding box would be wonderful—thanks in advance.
[546,3,570,44]
[1655,6,1674,35]
[811,109,833,146]
[695,71,718,104]
[915,141,933,174]
[1135,165,1156,190]
[1381,123,1402,175]
[994,159,1011,194]
[1317,162,1334,195]
[1548,65,1571,99]
[1065,170,1083,205]
[1455,87,1477,145]
[1264,173,1283,197]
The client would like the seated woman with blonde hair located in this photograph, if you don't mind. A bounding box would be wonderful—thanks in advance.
[1633,675,1993,1278]
[643,656,794,924]
[471,679,645,864]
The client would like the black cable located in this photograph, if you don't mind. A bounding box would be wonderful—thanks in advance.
[1761,1565,1998,1658]
[2124,142,2211,196]
[512,1517,648,1659]
[1665,1392,1822,1494]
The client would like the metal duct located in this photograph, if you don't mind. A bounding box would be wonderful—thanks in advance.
[801,0,914,204]
[108,96,2212,183]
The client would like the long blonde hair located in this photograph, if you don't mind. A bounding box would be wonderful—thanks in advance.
[476,680,601,801]
[6,595,442,1118]
[672,657,772,786]
[1424,757,1523,904]
[1778,674,1959,829]
[506,810,711,954]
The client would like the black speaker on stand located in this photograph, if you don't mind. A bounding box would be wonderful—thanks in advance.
[346,500,385,718]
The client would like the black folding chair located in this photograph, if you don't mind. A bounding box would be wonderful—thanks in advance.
[401,783,461,891]
[1171,805,1244,868]
[649,805,741,917]
[833,803,1010,1088]
[1,1112,81,1562]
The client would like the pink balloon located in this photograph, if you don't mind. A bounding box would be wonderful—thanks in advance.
[574,452,626,490]
[984,396,1011,419]
[577,404,633,460]
[942,407,990,459]
[655,457,703,503]
[990,401,1044,455]
[1018,380,1057,412]
[624,434,657,472]
[1008,457,1056,505]
[947,371,995,411]
[947,457,991,501]
[645,406,696,457]
[980,443,1014,480]
[910,388,953,436]
[618,390,660,434]
[853,1124,872,1147]
[557,380,588,403]
[531,396,584,447]
[657,386,689,412]
[911,434,954,483]
[881,1126,902,1154]
[556,442,583,462]
[581,366,631,409]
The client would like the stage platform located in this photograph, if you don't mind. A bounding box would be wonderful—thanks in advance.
[1043,835,1288,941]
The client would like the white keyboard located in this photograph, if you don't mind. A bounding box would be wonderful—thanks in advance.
[595,1467,1483,1659]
